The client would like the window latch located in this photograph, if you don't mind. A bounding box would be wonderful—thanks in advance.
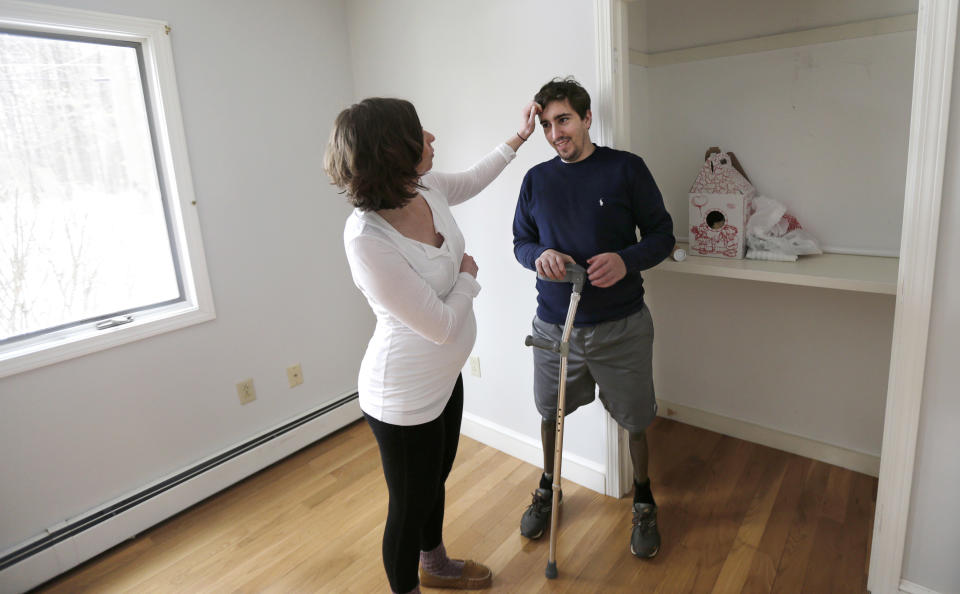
[95,316,134,330]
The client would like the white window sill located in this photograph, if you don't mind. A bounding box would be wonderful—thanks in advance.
[0,303,215,378]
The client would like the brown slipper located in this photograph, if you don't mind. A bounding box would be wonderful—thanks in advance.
[419,559,492,589]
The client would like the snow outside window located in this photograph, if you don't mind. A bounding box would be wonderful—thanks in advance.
[0,3,214,377]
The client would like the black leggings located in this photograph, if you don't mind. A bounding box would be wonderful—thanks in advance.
[364,374,464,593]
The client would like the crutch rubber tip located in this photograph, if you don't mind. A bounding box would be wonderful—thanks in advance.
[545,562,558,579]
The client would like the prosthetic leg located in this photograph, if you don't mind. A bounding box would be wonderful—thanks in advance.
[524,262,586,579]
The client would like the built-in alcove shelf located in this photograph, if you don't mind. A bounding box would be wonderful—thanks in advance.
[629,14,917,68]
[649,244,899,295]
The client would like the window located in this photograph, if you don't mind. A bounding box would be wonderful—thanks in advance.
[0,2,214,377]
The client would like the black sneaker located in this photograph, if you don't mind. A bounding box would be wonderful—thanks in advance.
[520,487,562,539]
[630,502,660,559]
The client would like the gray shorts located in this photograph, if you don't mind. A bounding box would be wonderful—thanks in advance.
[532,306,657,434]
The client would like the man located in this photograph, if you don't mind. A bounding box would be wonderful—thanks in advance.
[512,77,674,558]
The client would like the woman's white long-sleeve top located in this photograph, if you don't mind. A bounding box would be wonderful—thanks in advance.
[344,144,515,425]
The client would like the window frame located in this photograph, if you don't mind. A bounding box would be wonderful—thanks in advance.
[0,0,215,378]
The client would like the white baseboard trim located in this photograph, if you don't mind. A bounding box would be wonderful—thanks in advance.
[460,412,607,495]
[901,579,944,594]
[657,399,880,477]
[0,395,362,594]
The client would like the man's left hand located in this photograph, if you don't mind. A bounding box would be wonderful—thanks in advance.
[586,252,626,288]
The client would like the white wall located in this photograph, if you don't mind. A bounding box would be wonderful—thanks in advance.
[627,6,908,460]
[0,0,369,555]
[640,32,916,256]
[345,0,610,473]
[901,9,960,592]
[627,0,918,256]
[642,275,894,455]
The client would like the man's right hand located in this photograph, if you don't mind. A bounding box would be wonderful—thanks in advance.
[535,249,575,280]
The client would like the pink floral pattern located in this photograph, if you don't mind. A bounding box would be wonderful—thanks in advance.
[689,220,740,257]
[689,152,757,197]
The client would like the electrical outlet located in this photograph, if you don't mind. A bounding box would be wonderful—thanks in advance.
[469,355,481,378]
[286,363,303,388]
[236,379,256,404]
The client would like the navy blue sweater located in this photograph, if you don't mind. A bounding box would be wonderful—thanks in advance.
[513,146,675,325]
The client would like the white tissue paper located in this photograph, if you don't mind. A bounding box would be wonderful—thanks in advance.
[745,196,821,260]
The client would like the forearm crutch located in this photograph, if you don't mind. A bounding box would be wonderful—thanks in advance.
[524,262,586,579]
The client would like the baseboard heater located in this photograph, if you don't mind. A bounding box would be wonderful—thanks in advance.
[0,392,359,573]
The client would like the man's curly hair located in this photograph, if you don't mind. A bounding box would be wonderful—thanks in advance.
[534,76,591,119]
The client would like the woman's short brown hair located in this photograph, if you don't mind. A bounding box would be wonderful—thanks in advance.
[324,98,425,211]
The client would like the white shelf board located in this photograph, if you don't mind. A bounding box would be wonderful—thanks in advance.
[628,14,917,68]
[649,244,899,295]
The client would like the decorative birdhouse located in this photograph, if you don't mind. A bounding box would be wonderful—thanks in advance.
[688,148,756,259]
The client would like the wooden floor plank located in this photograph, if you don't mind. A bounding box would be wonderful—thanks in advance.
[34,418,876,593]
[653,436,754,593]
[770,460,831,593]
[710,450,788,593]
[572,418,723,593]
[835,472,877,594]
[800,463,858,593]
[741,454,810,593]
[687,445,787,593]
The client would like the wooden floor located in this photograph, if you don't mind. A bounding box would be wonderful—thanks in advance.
[36,417,876,593]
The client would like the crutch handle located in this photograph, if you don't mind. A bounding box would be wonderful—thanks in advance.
[537,262,586,293]
[525,335,559,352]
[524,335,569,356]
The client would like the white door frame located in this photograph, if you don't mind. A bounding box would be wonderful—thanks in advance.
[868,1,957,592]
[593,2,959,592]
[593,0,634,499]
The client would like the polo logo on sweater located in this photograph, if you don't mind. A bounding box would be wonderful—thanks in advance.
[599,198,604,206]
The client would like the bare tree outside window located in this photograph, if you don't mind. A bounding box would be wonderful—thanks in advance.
[0,30,181,342]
